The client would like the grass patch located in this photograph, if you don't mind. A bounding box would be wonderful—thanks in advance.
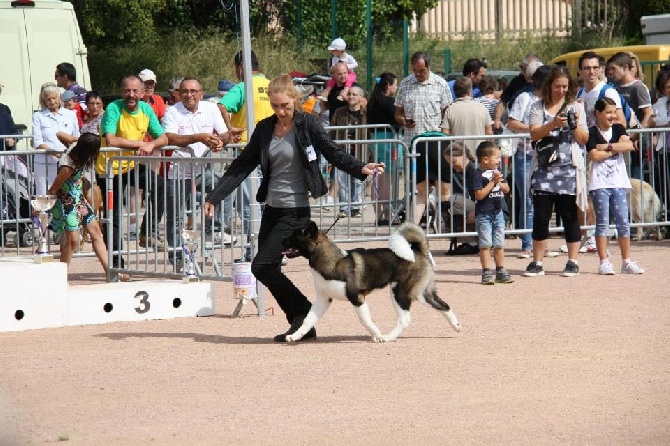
[88,29,627,93]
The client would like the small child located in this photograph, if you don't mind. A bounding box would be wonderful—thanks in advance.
[586,97,644,275]
[321,37,358,101]
[46,132,109,276]
[62,90,84,128]
[473,141,513,284]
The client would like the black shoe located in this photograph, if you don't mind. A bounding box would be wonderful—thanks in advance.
[273,315,317,342]
[447,243,479,256]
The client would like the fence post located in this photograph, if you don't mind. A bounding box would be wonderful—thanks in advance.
[403,18,409,78]
[444,48,452,75]
[366,0,373,90]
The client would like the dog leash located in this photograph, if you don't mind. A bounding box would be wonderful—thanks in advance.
[324,169,381,235]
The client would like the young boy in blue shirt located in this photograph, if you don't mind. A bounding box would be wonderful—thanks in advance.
[473,141,513,285]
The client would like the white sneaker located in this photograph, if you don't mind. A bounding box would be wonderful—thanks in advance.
[214,232,237,245]
[544,249,560,258]
[598,262,615,275]
[517,249,531,259]
[583,240,597,253]
[560,244,588,254]
[621,261,644,274]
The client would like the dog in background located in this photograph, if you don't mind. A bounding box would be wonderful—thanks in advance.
[628,178,663,241]
[80,178,103,250]
[282,221,461,342]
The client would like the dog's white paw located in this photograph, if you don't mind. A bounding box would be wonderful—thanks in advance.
[373,334,394,343]
[285,334,299,342]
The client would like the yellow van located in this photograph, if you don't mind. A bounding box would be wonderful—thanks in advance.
[549,44,670,89]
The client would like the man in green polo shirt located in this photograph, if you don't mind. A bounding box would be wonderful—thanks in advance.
[96,75,168,272]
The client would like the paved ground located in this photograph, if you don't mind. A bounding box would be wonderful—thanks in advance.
[1,236,669,445]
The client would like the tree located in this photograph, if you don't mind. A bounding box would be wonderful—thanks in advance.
[280,0,440,49]
[623,0,670,41]
[70,0,168,47]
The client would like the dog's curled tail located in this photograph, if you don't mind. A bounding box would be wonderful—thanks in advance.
[388,222,429,262]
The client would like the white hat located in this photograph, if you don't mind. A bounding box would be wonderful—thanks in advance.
[138,68,157,83]
[328,38,346,51]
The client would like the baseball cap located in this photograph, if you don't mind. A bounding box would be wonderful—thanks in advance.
[218,80,235,96]
[62,90,76,101]
[138,69,157,83]
[328,38,346,51]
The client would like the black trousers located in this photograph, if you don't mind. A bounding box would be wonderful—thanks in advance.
[251,205,311,324]
[97,163,165,268]
[532,192,581,243]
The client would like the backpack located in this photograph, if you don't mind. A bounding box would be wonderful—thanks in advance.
[578,83,637,128]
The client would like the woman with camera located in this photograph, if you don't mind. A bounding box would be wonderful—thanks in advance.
[523,65,589,278]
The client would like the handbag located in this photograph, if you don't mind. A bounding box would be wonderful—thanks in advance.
[533,101,567,168]
[534,136,560,167]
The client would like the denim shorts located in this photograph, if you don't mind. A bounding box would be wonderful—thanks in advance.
[475,209,506,249]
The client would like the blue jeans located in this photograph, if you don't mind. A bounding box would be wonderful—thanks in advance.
[513,150,533,251]
[589,188,630,238]
[336,168,363,213]
[475,209,505,249]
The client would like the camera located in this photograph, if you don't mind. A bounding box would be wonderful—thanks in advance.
[566,109,577,130]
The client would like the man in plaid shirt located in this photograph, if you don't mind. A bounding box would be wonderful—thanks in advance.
[394,51,452,144]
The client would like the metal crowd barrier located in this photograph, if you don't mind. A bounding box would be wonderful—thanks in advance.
[410,128,670,245]
[3,127,669,273]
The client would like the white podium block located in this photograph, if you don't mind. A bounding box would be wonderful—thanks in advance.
[66,280,215,326]
[0,258,68,331]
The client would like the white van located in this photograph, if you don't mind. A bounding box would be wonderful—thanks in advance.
[0,0,90,133]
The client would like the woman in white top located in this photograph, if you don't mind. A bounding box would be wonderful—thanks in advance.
[31,83,80,195]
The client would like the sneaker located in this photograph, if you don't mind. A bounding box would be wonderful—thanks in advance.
[561,260,580,277]
[621,261,644,274]
[583,241,598,253]
[481,270,495,285]
[560,244,588,254]
[523,261,545,277]
[598,262,615,275]
[281,255,288,266]
[350,209,362,218]
[337,210,348,218]
[174,257,184,274]
[139,235,166,252]
[495,269,514,283]
[545,250,560,258]
[517,249,531,259]
[214,231,237,245]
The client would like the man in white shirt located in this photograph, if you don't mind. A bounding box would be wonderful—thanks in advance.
[577,51,625,128]
[162,77,238,269]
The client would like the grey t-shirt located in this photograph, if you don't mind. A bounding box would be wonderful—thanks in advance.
[265,128,310,208]
[617,80,651,122]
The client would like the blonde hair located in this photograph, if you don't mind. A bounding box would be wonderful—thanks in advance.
[267,74,299,102]
[627,51,644,81]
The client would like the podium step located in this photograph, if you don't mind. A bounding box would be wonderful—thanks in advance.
[0,258,215,332]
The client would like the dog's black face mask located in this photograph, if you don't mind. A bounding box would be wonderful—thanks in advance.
[282,221,319,259]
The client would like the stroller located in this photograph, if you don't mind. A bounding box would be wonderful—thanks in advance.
[0,154,34,247]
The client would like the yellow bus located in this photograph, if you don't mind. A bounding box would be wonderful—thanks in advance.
[549,44,670,90]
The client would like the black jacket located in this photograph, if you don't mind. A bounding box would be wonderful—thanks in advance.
[206,111,367,206]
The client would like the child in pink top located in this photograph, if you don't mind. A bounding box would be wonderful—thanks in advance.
[321,37,358,100]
